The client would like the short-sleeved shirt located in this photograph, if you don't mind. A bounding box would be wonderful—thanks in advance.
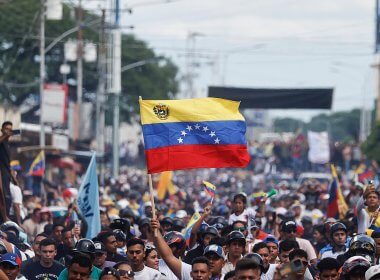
[228,209,256,225]
[158,259,192,280]
[9,183,22,216]
[134,265,161,280]
[21,260,65,280]
[296,237,317,261]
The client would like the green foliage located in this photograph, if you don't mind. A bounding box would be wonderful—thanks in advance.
[362,121,380,162]
[273,109,361,142]
[0,0,178,121]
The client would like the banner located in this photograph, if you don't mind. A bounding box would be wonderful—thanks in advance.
[77,153,101,239]
[307,131,330,164]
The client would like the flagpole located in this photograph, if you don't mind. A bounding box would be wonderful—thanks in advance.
[139,96,158,236]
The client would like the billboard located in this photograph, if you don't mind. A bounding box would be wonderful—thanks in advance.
[42,84,68,124]
[208,86,333,109]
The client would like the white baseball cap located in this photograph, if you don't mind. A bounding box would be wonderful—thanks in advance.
[366,265,380,280]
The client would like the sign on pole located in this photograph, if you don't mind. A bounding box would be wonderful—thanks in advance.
[42,84,68,124]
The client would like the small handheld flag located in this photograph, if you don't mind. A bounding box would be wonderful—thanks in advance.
[27,151,45,177]
[202,181,216,199]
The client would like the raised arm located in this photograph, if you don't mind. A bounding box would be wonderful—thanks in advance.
[188,204,211,249]
[151,219,182,279]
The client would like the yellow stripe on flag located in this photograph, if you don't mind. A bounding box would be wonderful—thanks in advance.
[139,98,244,125]
[157,171,175,200]
[331,164,348,219]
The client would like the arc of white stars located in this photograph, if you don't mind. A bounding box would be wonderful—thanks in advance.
[194,124,200,130]
[214,138,220,144]
[203,126,209,132]
[209,131,216,137]
[181,130,187,136]
[186,125,192,131]
[177,137,183,143]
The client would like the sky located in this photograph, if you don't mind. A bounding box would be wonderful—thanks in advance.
[90,0,377,121]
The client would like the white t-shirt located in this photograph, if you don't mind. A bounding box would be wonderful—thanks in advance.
[134,265,161,280]
[296,237,317,261]
[228,208,256,225]
[158,259,192,280]
[9,183,23,217]
[261,264,277,280]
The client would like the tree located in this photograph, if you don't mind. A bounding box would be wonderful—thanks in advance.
[362,121,380,163]
[0,0,178,122]
[273,109,361,142]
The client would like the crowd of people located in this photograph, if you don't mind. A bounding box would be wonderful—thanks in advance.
[1,120,380,280]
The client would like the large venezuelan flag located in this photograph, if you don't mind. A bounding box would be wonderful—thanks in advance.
[139,98,250,174]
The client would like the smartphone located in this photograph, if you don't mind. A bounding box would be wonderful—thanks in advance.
[11,129,21,135]
[279,259,304,277]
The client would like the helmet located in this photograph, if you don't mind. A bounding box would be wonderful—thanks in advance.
[349,234,376,255]
[172,218,186,231]
[227,231,246,246]
[244,253,264,271]
[329,222,347,238]
[160,217,174,225]
[163,231,186,250]
[119,208,136,220]
[0,221,20,237]
[233,193,247,204]
[110,218,130,233]
[113,229,127,242]
[74,239,95,255]
[341,256,370,276]
[203,226,219,237]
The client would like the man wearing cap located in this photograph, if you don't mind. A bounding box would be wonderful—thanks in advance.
[222,231,245,275]
[184,226,219,265]
[247,220,263,253]
[280,220,317,264]
[357,183,380,232]
[203,245,225,280]
[262,236,279,264]
[0,253,23,280]
[93,242,115,269]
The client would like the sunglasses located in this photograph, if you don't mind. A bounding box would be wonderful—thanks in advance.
[102,268,120,277]
[233,226,246,232]
[118,269,134,277]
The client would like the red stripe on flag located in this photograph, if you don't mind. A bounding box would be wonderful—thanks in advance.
[145,144,250,174]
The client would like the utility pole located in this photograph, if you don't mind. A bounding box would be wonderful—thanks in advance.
[96,9,106,185]
[109,0,121,178]
[77,0,83,137]
[39,0,46,148]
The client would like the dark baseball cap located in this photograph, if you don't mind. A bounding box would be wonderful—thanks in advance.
[281,220,297,231]
[94,242,106,253]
